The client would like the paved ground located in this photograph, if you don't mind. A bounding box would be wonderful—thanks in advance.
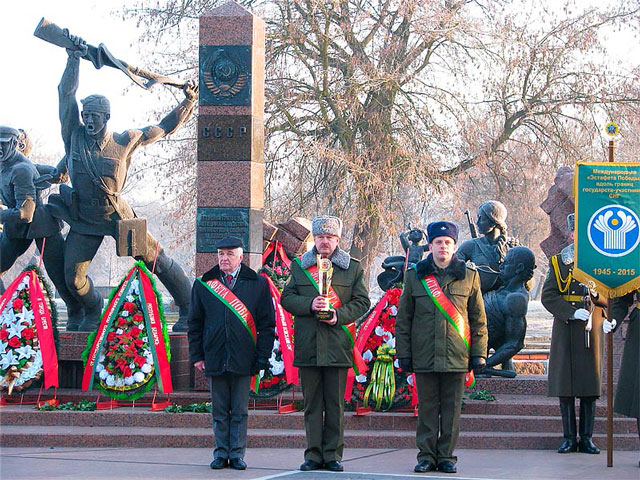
[1,447,637,480]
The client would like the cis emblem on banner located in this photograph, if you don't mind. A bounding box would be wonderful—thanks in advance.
[573,162,640,297]
[587,205,640,257]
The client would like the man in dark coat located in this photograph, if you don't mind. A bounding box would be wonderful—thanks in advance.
[542,214,605,454]
[396,221,488,474]
[188,237,275,471]
[281,215,370,472]
[0,126,82,320]
[603,290,639,467]
[48,32,196,332]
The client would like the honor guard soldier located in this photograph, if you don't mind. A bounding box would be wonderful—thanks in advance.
[542,213,606,454]
[396,221,488,474]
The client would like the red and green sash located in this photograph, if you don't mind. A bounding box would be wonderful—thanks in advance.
[198,278,260,392]
[293,258,367,376]
[420,275,475,388]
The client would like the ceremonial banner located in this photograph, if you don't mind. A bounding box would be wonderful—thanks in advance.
[573,162,640,297]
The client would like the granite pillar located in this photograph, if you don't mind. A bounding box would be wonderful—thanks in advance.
[196,1,265,275]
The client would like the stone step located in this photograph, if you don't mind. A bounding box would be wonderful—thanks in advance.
[1,425,637,450]
[1,405,636,434]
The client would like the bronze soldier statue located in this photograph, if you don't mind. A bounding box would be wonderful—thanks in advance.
[457,200,520,292]
[481,246,536,377]
[47,33,197,332]
[0,126,83,321]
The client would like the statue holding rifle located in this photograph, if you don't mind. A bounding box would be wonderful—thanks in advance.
[39,24,197,332]
[458,201,520,293]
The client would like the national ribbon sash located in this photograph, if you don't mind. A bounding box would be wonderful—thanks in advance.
[420,275,475,388]
[198,278,261,392]
[294,258,367,376]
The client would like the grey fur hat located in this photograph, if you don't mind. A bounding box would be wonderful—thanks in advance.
[312,215,343,237]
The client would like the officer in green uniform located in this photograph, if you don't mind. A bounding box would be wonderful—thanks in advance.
[281,215,370,472]
[542,214,605,454]
[603,290,640,467]
[396,221,488,474]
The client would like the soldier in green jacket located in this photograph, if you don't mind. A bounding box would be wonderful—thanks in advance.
[281,215,370,473]
[396,221,488,474]
[542,214,605,455]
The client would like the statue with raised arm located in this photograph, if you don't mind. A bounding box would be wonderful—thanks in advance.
[480,246,536,377]
[0,126,83,320]
[457,200,520,292]
[47,33,197,332]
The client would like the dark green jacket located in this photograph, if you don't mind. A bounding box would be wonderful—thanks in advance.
[395,254,488,372]
[280,247,371,367]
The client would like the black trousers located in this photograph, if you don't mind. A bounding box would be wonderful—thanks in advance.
[209,373,251,460]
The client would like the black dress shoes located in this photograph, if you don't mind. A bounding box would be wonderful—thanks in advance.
[438,461,457,473]
[229,458,247,470]
[325,461,344,472]
[577,437,600,454]
[300,460,323,471]
[414,460,436,473]
[557,438,578,453]
[210,457,228,469]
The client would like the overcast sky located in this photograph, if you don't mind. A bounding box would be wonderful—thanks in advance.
[1,0,157,161]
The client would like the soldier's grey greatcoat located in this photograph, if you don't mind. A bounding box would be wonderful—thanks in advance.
[542,251,604,398]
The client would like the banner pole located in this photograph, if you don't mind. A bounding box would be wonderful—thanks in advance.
[606,138,614,468]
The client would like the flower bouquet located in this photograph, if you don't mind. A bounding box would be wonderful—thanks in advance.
[82,262,172,401]
[0,266,59,395]
[348,288,414,410]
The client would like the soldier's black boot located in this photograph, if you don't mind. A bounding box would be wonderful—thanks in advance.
[578,398,600,454]
[77,281,104,332]
[558,399,578,453]
[150,254,191,332]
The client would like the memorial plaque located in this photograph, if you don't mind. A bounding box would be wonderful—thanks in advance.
[196,207,264,253]
[199,45,252,106]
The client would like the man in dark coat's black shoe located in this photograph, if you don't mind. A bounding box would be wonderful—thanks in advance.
[210,458,227,469]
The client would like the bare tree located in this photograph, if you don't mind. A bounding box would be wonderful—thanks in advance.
[125,0,640,275]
